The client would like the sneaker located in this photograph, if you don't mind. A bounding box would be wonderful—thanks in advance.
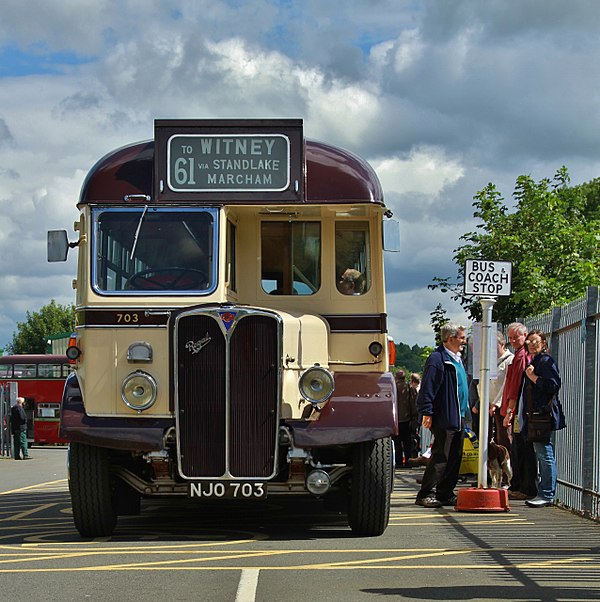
[22,456,32,460]
[525,497,553,507]
[415,495,442,508]
[508,491,528,500]
[438,495,458,506]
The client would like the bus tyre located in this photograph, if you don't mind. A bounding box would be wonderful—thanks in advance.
[69,442,117,537]
[348,437,393,536]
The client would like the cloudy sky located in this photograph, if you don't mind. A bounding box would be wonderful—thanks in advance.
[1,0,599,349]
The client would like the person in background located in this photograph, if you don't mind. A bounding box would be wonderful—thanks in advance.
[394,370,418,468]
[10,397,30,460]
[474,331,513,444]
[415,322,468,508]
[409,373,422,457]
[503,323,538,500]
[410,373,421,392]
[522,330,565,507]
[337,268,366,295]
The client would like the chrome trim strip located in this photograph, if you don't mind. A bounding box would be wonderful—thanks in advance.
[76,325,168,329]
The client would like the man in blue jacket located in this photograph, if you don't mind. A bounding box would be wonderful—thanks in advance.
[415,323,469,508]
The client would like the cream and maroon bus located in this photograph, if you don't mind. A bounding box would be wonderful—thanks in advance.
[48,119,399,538]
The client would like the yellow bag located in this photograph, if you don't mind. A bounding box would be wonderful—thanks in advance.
[460,427,479,475]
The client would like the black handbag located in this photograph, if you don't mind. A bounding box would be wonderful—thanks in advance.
[527,411,553,443]
[526,380,554,443]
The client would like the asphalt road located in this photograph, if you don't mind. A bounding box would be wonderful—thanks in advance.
[1,447,599,602]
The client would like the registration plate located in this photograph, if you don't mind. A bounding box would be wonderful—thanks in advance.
[189,481,266,499]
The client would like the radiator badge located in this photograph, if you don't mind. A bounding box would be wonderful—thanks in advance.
[219,311,237,331]
[185,333,211,354]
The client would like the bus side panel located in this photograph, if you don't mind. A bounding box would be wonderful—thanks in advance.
[34,419,67,445]
[286,372,398,448]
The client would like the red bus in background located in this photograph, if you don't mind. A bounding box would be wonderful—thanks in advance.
[0,355,71,445]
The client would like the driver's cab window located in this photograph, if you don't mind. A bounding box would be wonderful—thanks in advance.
[93,208,217,294]
[261,221,321,295]
[335,222,370,295]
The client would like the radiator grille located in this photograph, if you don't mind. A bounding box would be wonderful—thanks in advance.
[176,311,279,479]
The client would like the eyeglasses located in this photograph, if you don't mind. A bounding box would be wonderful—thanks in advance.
[525,338,542,345]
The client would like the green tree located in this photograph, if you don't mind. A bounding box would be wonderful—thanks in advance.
[394,341,427,373]
[430,168,600,324]
[429,303,449,346]
[6,300,75,354]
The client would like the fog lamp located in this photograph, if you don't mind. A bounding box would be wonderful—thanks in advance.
[299,366,335,404]
[368,341,384,357]
[121,371,157,411]
[306,469,331,495]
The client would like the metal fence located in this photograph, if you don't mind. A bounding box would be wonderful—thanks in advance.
[521,285,600,521]
[1,384,13,457]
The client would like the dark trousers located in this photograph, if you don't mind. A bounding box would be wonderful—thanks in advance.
[494,412,512,448]
[12,430,28,459]
[394,421,413,466]
[417,425,465,501]
[510,431,538,496]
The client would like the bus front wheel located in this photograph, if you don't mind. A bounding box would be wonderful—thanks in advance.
[348,437,393,536]
[69,442,117,537]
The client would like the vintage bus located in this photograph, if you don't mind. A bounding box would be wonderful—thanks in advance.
[0,354,70,445]
[48,119,400,538]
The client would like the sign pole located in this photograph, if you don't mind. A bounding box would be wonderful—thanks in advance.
[456,258,511,512]
[477,297,496,488]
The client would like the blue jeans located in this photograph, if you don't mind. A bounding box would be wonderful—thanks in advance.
[533,433,556,501]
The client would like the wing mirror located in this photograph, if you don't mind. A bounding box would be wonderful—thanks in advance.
[383,218,401,252]
[48,230,78,262]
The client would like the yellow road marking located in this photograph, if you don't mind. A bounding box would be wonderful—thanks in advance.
[90,549,296,571]
[0,563,598,573]
[517,557,597,568]
[0,480,67,496]
[296,549,473,569]
[0,504,57,522]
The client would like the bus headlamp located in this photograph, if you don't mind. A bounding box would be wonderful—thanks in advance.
[299,366,335,404]
[121,371,157,411]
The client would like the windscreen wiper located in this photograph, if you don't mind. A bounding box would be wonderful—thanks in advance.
[130,205,149,260]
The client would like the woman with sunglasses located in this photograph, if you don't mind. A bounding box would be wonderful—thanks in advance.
[522,330,565,507]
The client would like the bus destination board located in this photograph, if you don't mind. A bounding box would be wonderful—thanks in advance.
[167,134,290,192]
[154,119,304,202]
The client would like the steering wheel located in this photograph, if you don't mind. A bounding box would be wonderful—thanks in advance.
[125,268,208,291]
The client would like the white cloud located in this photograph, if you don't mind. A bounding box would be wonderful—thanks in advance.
[0,0,599,349]
[372,146,464,197]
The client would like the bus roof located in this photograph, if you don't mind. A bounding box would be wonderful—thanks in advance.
[0,355,68,365]
[79,139,384,206]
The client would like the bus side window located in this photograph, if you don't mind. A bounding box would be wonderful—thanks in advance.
[0,364,11,378]
[38,364,63,378]
[261,221,321,295]
[14,364,37,378]
[335,222,370,295]
[38,403,60,418]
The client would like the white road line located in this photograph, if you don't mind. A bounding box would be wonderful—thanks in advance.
[235,568,260,602]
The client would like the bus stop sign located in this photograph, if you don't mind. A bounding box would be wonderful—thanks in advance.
[464,260,512,297]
